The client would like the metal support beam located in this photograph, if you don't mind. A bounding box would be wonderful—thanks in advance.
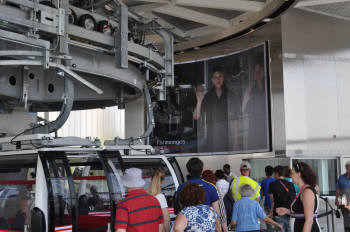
[0,59,103,94]
[115,4,129,68]
[50,62,104,94]
[0,29,50,49]
[295,0,350,8]
[153,5,230,28]
[176,0,264,12]
[155,28,174,87]
[58,0,69,54]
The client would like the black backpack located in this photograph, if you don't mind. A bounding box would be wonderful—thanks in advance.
[223,179,235,225]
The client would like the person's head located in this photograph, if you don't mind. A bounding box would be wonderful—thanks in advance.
[273,165,285,178]
[211,66,225,90]
[148,169,166,196]
[223,164,230,175]
[292,162,317,187]
[284,166,291,178]
[90,185,98,196]
[254,59,265,81]
[179,183,205,207]
[215,169,225,180]
[202,170,215,184]
[239,184,254,198]
[345,161,350,175]
[121,167,146,190]
[240,161,251,176]
[265,165,273,177]
[186,158,203,178]
[19,198,28,213]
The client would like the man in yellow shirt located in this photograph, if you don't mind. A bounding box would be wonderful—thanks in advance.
[231,162,260,201]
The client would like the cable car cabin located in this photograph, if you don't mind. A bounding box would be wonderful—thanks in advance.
[67,151,124,232]
[0,148,183,232]
[0,150,76,232]
[0,149,125,232]
[112,155,183,220]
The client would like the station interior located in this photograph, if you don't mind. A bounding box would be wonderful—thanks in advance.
[0,0,350,231]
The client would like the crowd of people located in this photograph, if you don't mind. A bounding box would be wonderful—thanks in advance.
[114,158,324,232]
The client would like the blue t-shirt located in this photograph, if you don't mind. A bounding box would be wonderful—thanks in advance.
[177,178,219,206]
[261,177,275,208]
[336,174,350,191]
[232,197,266,232]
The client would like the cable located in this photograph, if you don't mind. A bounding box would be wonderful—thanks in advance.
[10,123,46,146]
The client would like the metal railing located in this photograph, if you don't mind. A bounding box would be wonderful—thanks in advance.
[318,196,338,232]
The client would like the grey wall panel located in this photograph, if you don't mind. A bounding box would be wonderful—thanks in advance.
[282,9,350,155]
[281,9,334,56]
[335,61,350,150]
[269,56,286,152]
[283,58,307,150]
[333,20,350,59]
[303,59,339,150]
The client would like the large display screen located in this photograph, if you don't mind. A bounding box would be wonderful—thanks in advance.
[150,42,271,154]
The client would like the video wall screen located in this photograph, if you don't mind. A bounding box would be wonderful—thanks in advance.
[150,42,271,155]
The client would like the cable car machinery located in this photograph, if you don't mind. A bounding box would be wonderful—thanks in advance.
[0,0,174,147]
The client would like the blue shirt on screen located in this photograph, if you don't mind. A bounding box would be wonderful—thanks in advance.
[177,178,219,206]
[336,174,350,191]
[232,197,266,232]
[261,177,275,208]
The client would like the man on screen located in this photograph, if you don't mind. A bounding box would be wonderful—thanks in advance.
[193,66,240,152]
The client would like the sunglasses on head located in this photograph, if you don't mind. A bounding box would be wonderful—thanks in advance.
[294,161,302,173]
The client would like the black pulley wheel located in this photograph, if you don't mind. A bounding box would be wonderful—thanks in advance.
[78,14,96,31]
[68,8,78,24]
[97,20,113,35]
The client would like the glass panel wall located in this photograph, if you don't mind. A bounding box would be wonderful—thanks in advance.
[293,158,337,195]
[248,158,290,183]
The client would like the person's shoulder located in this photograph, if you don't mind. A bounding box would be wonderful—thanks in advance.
[217,179,228,185]
[148,194,162,205]
[156,193,166,201]
[239,197,255,205]
[202,179,217,190]
[284,179,294,187]
[178,180,191,190]
[269,180,278,188]
[180,206,190,214]
[242,175,258,184]
[302,187,316,197]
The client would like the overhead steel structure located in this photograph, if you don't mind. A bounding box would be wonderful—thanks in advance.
[0,0,175,147]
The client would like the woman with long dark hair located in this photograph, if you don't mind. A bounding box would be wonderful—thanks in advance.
[276,162,320,232]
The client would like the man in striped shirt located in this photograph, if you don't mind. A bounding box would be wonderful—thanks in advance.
[115,168,164,232]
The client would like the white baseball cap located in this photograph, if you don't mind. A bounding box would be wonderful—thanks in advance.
[240,161,251,170]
